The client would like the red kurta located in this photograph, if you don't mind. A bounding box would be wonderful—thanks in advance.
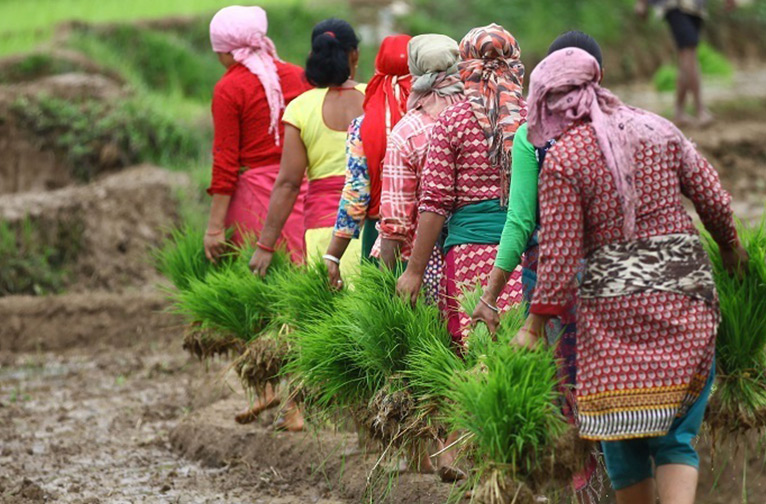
[207,62,311,196]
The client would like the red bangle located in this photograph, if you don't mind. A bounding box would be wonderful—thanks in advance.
[256,242,275,253]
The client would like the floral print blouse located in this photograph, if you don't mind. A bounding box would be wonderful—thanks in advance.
[333,116,371,239]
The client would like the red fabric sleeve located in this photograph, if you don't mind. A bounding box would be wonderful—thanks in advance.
[679,140,738,248]
[208,83,242,196]
[530,154,585,317]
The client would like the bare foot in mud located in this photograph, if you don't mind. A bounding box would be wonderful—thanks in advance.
[696,109,715,128]
[435,433,466,483]
[274,401,304,432]
[674,111,694,128]
[408,443,436,474]
[234,384,279,424]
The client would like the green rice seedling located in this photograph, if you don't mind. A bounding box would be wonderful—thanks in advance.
[270,257,343,332]
[154,224,227,291]
[287,262,448,420]
[702,215,766,433]
[444,342,576,503]
[173,249,292,340]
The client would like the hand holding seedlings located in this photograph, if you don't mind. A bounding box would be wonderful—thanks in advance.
[471,297,500,335]
[249,246,274,277]
[720,242,749,277]
[396,268,423,307]
[203,229,227,264]
[324,258,343,290]
[512,314,548,349]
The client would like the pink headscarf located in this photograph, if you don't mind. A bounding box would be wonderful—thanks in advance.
[210,6,285,144]
[527,47,681,239]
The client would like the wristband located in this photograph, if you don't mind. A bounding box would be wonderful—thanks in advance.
[479,296,500,314]
[256,242,276,253]
[322,254,341,265]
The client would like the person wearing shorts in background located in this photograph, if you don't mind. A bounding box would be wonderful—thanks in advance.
[635,0,736,127]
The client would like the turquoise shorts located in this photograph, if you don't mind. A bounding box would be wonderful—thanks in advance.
[600,361,715,491]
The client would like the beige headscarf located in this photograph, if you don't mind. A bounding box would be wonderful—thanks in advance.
[407,34,464,117]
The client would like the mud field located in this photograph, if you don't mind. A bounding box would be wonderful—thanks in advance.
[1,60,765,503]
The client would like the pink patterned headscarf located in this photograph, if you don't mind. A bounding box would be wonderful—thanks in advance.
[210,6,285,144]
[527,47,681,239]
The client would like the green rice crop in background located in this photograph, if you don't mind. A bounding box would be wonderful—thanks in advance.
[702,214,766,430]
[0,219,78,296]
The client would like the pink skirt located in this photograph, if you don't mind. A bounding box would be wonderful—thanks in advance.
[225,164,307,263]
[443,243,523,344]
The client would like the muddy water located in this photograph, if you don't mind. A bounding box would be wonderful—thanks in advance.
[0,334,281,503]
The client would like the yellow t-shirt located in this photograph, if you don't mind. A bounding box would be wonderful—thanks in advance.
[282,84,367,181]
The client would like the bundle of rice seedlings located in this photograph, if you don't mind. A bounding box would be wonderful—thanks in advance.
[173,249,293,359]
[154,224,232,292]
[270,256,343,332]
[702,215,766,434]
[445,342,584,504]
[287,262,449,449]
[410,286,587,503]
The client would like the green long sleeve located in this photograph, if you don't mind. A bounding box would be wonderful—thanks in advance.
[495,123,540,272]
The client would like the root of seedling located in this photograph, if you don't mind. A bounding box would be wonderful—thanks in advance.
[234,334,289,396]
[182,324,245,360]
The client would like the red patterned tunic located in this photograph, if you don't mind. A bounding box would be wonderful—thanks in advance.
[419,101,523,341]
[530,122,738,440]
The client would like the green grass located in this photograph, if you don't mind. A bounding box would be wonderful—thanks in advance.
[0,218,79,296]
[10,94,205,180]
[0,0,304,56]
[445,344,567,472]
[153,224,229,292]
[702,215,766,428]
[172,248,293,339]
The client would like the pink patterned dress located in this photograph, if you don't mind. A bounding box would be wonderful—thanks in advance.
[419,101,524,342]
[530,122,738,440]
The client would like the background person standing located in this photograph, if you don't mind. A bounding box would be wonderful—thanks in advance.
[635,0,737,127]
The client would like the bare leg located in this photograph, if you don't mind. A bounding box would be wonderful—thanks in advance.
[615,477,654,504]
[656,464,698,504]
[436,431,466,482]
[408,440,436,474]
[274,400,304,432]
[674,48,696,126]
[234,382,279,424]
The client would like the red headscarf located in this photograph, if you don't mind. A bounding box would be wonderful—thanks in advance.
[360,34,412,217]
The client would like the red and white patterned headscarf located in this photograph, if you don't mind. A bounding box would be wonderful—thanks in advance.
[458,24,526,205]
[527,47,684,239]
[210,6,285,144]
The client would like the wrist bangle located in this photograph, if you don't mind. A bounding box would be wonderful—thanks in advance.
[256,242,275,253]
[206,229,224,236]
[479,296,500,314]
[322,254,341,265]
